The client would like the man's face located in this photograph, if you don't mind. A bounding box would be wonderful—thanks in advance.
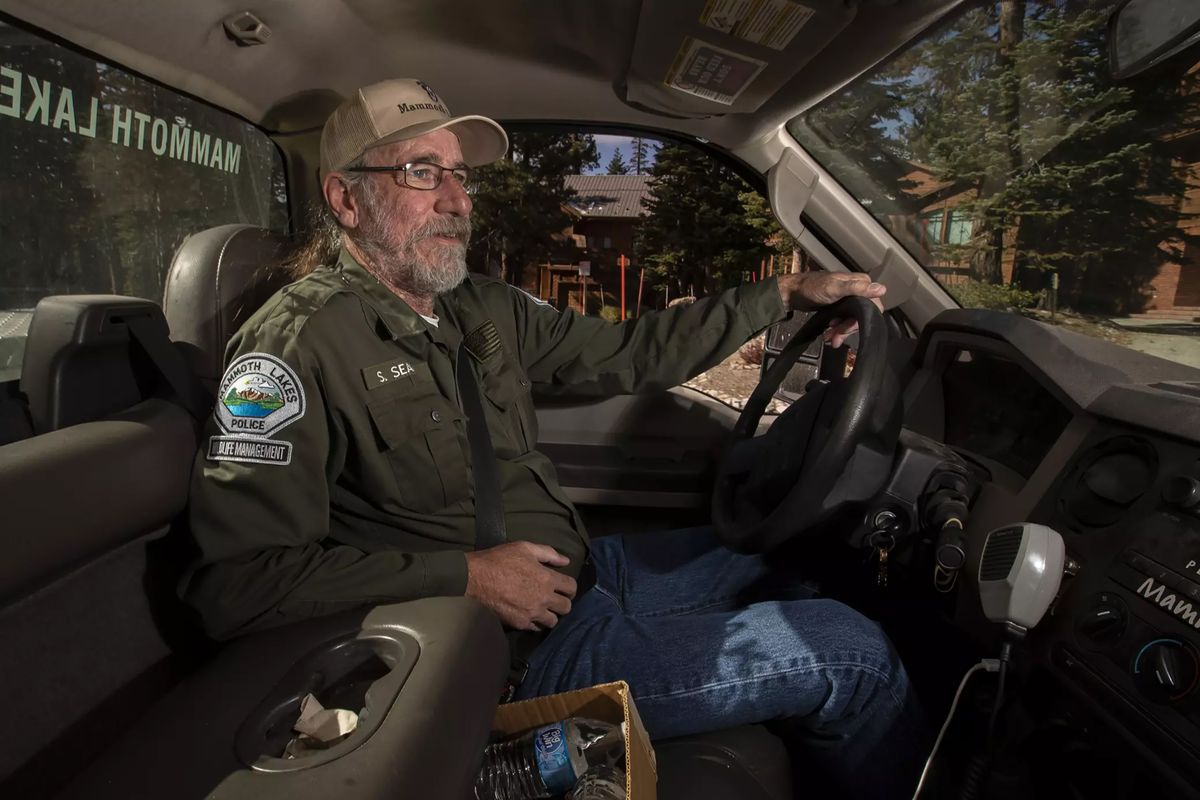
[347,128,474,296]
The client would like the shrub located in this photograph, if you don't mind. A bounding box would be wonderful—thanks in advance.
[946,280,1039,311]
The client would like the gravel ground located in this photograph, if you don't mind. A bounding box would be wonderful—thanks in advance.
[684,353,789,414]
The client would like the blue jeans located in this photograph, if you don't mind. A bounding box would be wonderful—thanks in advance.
[514,527,924,799]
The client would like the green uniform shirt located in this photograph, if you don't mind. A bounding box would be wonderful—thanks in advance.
[183,248,786,639]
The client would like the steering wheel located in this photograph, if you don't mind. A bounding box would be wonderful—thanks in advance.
[713,296,899,553]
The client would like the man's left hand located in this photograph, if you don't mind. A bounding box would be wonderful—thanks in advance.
[776,272,886,349]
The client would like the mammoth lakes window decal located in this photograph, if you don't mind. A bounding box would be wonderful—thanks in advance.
[207,353,305,466]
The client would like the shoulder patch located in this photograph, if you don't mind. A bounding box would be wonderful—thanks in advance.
[207,436,292,466]
[208,352,306,466]
[511,285,555,309]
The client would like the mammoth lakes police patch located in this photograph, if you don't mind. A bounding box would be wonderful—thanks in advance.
[216,353,304,437]
[207,352,305,466]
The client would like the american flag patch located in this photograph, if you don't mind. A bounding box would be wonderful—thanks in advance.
[463,320,503,362]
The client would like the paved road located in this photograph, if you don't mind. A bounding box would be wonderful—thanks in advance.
[1109,318,1200,370]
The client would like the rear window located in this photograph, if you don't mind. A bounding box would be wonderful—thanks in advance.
[0,22,288,382]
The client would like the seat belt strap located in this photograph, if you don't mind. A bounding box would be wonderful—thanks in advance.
[456,344,508,550]
[457,334,597,701]
[124,313,213,421]
[457,341,544,700]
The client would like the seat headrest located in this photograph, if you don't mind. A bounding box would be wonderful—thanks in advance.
[19,296,170,433]
[163,225,295,385]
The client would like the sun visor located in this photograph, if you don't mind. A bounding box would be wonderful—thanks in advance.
[619,0,855,118]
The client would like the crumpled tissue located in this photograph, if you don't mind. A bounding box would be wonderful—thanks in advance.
[283,693,359,758]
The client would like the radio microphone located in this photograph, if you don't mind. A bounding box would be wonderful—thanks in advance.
[914,522,1071,799]
[977,522,1067,635]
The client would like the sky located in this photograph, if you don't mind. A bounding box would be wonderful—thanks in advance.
[587,134,658,175]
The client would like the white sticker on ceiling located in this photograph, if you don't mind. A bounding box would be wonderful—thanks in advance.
[664,38,767,106]
[700,0,815,51]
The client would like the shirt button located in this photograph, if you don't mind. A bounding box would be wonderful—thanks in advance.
[519,378,530,388]
[431,410,442,423]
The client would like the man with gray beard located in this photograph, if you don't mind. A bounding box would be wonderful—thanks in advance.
[183,79,919,796]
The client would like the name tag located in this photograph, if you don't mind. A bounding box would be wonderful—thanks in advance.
[362,358,421,390]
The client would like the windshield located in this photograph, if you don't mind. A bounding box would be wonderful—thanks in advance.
[788,0,1200,369]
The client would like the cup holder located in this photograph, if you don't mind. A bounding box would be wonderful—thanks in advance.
[234,632,419,772]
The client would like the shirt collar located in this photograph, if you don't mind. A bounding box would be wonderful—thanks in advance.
[335,247,428,340]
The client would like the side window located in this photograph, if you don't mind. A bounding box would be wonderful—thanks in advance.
[467,128,823,413]
[0,22,288,383]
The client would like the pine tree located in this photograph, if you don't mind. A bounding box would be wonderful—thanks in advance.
[606,148,630,175]
[467,132,599,288]
[740,190,799,267]
[635,143,772,295]
[630,137,653,175]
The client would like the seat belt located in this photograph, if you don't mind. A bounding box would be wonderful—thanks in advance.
[457,344,537,700]
[456,338,594,701]
[456,337,595,593]
[455,345,508,549]
[123,312,213,421]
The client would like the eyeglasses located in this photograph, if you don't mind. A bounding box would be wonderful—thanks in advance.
[345,161,474,192]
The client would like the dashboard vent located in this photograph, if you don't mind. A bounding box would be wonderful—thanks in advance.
[1059,436,1157,529]
[1149,382,1200,401]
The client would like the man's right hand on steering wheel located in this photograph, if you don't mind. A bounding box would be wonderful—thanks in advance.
[776,271,887,348]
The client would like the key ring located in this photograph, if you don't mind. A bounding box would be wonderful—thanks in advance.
[867,531,895,553]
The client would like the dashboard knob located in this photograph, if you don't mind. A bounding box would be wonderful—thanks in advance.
[1077,603,1125,643]
[1162,476,1200,510]
[1131,639,1199,703]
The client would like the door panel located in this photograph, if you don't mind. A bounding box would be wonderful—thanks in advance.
[535,388,742,509]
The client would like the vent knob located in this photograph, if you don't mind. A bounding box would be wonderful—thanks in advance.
[1162,476,1200,510]
[1132,639,1198,703]
[1077,601,1126,644]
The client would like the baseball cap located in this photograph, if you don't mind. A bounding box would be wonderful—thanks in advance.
[319,78,509,177]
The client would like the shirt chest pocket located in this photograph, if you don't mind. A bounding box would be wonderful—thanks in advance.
[478,357,536,454]
[366,385,470,514]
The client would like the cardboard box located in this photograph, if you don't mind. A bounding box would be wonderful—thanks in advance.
[492,680,657,799]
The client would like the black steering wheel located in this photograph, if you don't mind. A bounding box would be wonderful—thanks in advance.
[713,296,899,553]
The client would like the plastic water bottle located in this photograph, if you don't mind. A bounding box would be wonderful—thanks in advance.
[475,718,623,800]
[567,764,626,799]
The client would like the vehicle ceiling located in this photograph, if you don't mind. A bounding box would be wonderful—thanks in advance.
[0,0,962,153]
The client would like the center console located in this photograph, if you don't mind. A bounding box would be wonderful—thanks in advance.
[1033,426,1200,789]
[60,598,509,800]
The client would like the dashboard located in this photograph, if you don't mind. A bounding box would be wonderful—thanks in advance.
[904,309,1200,793]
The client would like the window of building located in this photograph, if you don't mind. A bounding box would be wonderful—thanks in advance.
[920,209,945,246]
[946,209,973,245]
